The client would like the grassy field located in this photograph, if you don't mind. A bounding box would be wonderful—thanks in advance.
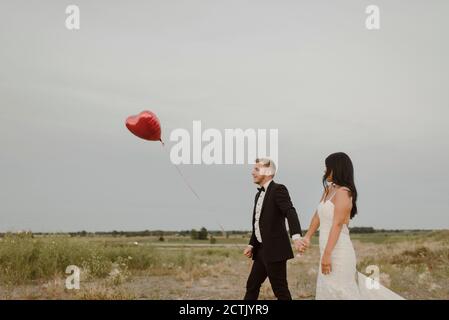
[0,230,448,299]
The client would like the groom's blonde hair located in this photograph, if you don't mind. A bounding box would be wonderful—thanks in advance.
[255,158,276,176]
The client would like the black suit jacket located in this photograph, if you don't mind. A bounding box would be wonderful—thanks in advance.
[249,181,302,262]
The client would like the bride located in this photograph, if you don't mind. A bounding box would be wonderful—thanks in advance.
[299,152,404,300]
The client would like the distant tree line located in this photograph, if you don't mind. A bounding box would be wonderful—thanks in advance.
[348,227,407,234]
[348,227,376,233]
[0,227,427,238]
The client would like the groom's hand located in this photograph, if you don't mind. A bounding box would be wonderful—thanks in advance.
[293,239,303,253]
[295,237,310,254]
[243,245,253,258]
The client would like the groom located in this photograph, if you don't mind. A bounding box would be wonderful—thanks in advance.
[243,158,303,300]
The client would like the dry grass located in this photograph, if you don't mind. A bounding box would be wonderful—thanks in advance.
[0,231,448,299]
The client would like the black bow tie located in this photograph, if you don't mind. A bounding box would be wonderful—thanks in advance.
[257,187,265,192]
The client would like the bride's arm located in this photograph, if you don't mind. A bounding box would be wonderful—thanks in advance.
[321,189,352,274]
[301,191,326,246]
[303,211,320,241]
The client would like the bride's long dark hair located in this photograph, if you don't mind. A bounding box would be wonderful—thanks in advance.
[322,152,358,219]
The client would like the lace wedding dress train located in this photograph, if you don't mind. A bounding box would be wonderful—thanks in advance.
[315,193,404,300]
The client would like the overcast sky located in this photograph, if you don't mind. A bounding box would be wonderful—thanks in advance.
[1,0,448,232]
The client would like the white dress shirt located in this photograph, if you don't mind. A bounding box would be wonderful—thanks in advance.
[251,179,301,246]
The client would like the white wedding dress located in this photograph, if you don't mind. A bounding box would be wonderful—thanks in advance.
[315,190,404,300]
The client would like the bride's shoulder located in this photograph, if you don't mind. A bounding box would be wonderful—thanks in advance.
[333,187,353,204]
[337,186,352,196]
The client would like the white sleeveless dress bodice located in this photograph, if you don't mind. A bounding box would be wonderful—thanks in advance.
[316,196,361,299]
[315,189,405,300]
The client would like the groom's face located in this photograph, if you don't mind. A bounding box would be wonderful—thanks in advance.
[252,163,271,185]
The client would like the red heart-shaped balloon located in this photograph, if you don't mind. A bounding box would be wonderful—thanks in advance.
[126,110,162,143]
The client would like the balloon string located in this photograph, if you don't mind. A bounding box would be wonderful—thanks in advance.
[160,142,243,250]
[173,164,201,200]
[161,143,200,200]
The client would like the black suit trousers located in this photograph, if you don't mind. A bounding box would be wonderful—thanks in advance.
[244,243,292,300]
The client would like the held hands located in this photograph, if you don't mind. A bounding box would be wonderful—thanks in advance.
[244,238,311,259]
[243,245,253,258]
[294,237,310,255]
